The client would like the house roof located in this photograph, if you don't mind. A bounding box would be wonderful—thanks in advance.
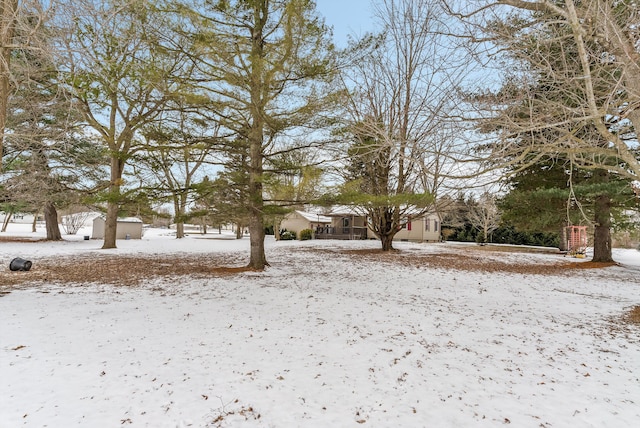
[326,205,365,216]
[295,210,332,223]
[327,205,440,219]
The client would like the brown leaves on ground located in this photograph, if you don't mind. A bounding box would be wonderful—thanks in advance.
[624,306,640,324]
[1,243,637,330]
[0,253,251,287]
[332,246,619,276]
[0,236,46,243]
[0,244,625,289]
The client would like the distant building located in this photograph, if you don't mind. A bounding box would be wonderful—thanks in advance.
[280,210,332,239]
[92,216,143,239]
[393,213,442,243]
[287,206,442,242]
[0,212,42,225]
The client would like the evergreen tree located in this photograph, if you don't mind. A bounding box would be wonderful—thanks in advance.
[474,6,639,262]
[2,3,98,240]
[194,170,250,240]
[501,158,638,259]
[173,0,336,268]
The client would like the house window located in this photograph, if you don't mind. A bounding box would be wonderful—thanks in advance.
[425,219,430,231]
[434,220,439,231]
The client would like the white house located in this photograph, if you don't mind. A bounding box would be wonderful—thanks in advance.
[318,206,442,242]
[280,210,332,239]
[392,212,441,242]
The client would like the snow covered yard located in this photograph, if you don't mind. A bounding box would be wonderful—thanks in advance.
[1,229,639,427]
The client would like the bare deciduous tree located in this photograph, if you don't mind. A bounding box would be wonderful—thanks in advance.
[0,0,19,163]
[467,191,501,244]
[136,113,221,239]
[340,0,465,250]
[1,0,51,170]
[447,0,640,179]
[51,0,190,249]
[444,0,640,260]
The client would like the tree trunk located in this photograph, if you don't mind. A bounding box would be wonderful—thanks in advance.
[236,223,243,239]
[244,1,269,270]
[31,213,37,232]
[43,201,62,241]
[102,200,118,249]
[1,210,12,232]
[377,208,396,251]
[558,224,568,252]
[274,219,281,241]
[380,234,394,251]
[592,193,613,262]
[248,214,267,268]
[245,127,267,267]
[174,194,186,238]
[102,156,125,249]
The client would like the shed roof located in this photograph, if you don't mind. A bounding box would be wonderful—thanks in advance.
[94,216,143,223]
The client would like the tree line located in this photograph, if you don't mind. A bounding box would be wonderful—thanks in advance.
[1,0,639,269]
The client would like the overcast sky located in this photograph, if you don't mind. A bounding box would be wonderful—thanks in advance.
[315,0,377,47]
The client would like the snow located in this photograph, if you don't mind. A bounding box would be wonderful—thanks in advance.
[1,224,640,427]
[294,211,332,223]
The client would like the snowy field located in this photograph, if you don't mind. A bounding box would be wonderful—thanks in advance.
[1,224,639,427]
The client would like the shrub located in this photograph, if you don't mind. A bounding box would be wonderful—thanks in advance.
[62,212,91,235]
[300,229,313,241]
[280,229,296,240]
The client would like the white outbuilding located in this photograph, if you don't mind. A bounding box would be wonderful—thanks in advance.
[91,216,144,240]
